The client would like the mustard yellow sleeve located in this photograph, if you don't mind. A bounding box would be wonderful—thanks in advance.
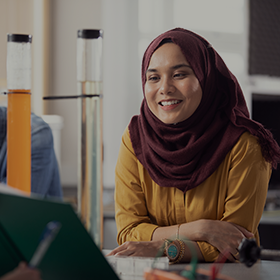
[197,133,271,262]
[115,127,158,245]
[222,133,270,232]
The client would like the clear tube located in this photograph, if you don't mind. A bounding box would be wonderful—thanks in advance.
[77,29,103,248]
[6,34,32,193]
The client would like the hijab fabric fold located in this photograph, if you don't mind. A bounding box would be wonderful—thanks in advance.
[129,28,280,193]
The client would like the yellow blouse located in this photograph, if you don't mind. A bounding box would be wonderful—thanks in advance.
[115,126,271,262]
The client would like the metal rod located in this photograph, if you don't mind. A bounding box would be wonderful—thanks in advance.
[76,29,103,248]
[261,249,280,261]
[43,94,101,100]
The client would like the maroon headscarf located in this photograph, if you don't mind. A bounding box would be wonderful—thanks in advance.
[128,28,280,193]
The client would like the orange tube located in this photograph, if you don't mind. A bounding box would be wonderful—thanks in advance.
[7,90,31,193]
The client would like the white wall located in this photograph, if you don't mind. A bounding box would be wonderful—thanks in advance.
[1,0,279,191]
[1,0,279,217]
[49,0,143,188]
[102,0,142,188]
[48,0,252,189]
[48,0,103,186]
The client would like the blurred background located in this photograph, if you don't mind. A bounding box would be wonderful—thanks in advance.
[0,0,280,249]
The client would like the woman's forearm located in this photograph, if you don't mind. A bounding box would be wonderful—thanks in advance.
[152,221,205,261]
[152,219,254,263]
[179,240,204,262]
[151,220,205,242]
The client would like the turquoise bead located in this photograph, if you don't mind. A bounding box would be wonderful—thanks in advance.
[167,244,178,258]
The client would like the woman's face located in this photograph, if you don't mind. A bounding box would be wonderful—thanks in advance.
[144,43,202,124]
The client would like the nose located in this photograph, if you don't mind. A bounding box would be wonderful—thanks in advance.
[159,76,175,95]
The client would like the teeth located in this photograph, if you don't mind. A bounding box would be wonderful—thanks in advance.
[160,100,180,106]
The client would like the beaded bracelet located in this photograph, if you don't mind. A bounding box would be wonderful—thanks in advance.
[162,239,172,256]
[166,239,185,264]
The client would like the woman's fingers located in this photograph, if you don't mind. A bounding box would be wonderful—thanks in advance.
[107,240,164,258]
[214,239,241,261]
[231,223,254,238]
[216,246,240,263]
[232,250,240,260]
[113,242,138,256]
[106,242,131,256]
[198,220,252,262]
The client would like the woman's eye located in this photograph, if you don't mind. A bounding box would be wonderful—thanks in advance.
[148,76,159,81]
[174,73,187,78]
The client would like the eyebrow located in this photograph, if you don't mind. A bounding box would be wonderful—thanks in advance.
[146,63,191,74]
[171,63,191,70]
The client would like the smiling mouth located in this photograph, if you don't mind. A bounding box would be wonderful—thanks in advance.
[159,100,182,106]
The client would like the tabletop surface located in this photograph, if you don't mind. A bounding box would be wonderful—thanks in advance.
[172,260,280,280]
[104,249,280,280]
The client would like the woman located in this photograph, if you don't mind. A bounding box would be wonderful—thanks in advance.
[108,28,280,263]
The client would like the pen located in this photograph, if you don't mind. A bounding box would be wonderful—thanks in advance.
[29,221,61,268]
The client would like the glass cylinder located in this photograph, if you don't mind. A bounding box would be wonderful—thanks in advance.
[6,34,32,193]
[77,29,103,248]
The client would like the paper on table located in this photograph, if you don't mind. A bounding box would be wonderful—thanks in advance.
[103,250,169,280]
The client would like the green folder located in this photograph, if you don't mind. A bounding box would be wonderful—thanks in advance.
[0,191,120,280]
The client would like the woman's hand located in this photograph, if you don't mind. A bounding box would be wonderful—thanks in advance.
[0,262,42,280]
[194,220,254,262]
[152,219,253,262]
[108,220,253,262]
[107,240,165,258]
